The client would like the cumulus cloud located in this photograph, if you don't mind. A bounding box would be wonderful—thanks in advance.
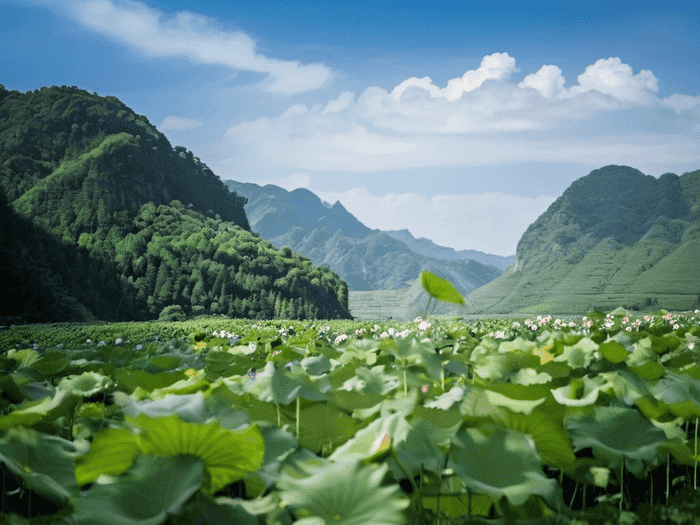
[36,0,331,95]
[159,116,202,131]
[313,188,557,256]
[660,93,700,114]
[271,173,311,191]
[221,53,699,175]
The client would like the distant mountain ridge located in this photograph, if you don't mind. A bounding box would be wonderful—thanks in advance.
[224,180,505,295]
[464,165,700,314]
[383,229,515,271]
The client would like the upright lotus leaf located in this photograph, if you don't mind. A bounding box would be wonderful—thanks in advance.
[71,455,205,525]
[648,370,700,419]
[75,427,140,486]
[130,413,264,494]
[121,392,210,424]
[597,340,628,364]
[486,403,577,470]
[57,371,114,397]
[555,337,598,369]
[330,412,411,463]
[392,418,461,478]
[0,427,85,505]
[0,389,76,430]
[113,368,185,394]
[550,375,614,407]
[277,459,409,525]
[420,270,465,305]
[424,386,466,410]
[149,374,210,398]
[296,403,357,453]
[341,365,399,395]
[448,426,567,514]
[565,405,671,478]
[31,350,72,376]
[7,349,41,368]
[300,355,332,376]
[246,422,298,492]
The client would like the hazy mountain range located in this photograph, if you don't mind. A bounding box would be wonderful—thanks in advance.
[223,181,511,295]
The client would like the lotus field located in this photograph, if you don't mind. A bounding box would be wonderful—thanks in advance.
[1,302,700,524]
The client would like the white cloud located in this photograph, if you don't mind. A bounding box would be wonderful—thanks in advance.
[271,173,311,191]
[38,0,332,95]
[660,93,700,114]
[313,188,557,256]
[159,116,202,131]
[220,53,699,176]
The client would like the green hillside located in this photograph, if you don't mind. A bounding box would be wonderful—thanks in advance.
[464,165,700,315]
[0,85,351,323]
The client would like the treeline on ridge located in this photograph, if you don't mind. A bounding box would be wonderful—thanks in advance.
[0,84,351,323]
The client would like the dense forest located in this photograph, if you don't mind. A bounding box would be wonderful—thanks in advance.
[0,84,351,323]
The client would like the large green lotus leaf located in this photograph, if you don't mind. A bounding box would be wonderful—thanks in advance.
[113,368,185,394]
[131,413,264,494]
[597,341,628,364]
[277,459,409,525]
[326,389,386,411]
[424,386,465,410]
[597,369,654,407]
[57,371,114,397]
[330,412,411,463]
[0,373,27,404]
[351,387,418,421]
[0,427,85,505]
[74,427,140,486]
[70,455,204,525]
[488,405,577,470]
[0,389,76,430]
[121,392,210,424]
[555,337,598,368]
[31,350,72,376]
[448,426,566,514]
[550,375,613,407]
[389,418,457,482]
[148,375,210,398]
[246,422,298,491]
[421,270,465,305]
[648,370,700,419]
[7,349,41,368]
[565,405,670,477]
[300,355,332,376]
[341,365,398,395]
[297,403,357,453]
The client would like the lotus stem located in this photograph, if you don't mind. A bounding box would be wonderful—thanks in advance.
[695,417,698,490]
[296,397,300,437]
[620,456,624,513]
[667,452,670,504]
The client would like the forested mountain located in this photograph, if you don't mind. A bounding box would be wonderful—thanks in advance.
[224,180,502,295]
[383,229,515,270]
[0,85,351,323]
[464,165,700,314]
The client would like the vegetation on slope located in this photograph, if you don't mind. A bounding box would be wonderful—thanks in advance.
[0,85,351,323]
[465,165,700,315]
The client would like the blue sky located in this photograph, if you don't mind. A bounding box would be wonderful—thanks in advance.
[2,0,699,256]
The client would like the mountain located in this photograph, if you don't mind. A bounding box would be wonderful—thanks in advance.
[224,180,503,295]
[383,229,515,270]
[464,165,700,315]
[0,85,351,322]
